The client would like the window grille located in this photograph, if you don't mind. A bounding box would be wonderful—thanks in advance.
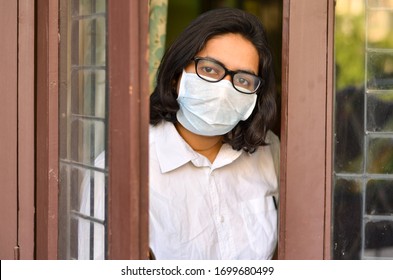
[58,0,107,260]
[334,0,393,260]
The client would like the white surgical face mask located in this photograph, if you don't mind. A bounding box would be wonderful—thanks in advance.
[176,70,257,136]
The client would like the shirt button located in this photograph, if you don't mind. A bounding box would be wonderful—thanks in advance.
[219,216,224,223]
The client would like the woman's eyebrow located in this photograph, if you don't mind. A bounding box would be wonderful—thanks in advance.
[203,55,258,75]
[239,68,258,75]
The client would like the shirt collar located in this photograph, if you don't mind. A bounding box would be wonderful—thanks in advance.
[154,121,244,173]
[154,122,199,173]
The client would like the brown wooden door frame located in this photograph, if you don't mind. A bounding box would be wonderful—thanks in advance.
[18,0,36,260]
[107,0,150,259]
[0,0,18,260]
[278,0,334,260]
[0,0,35,260]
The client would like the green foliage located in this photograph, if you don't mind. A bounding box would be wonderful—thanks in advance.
[335,14,365,91]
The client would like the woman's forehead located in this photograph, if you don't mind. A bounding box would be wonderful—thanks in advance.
[196,33,259,73]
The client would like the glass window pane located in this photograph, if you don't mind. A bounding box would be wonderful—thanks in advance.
[68,118,106,166]
[334,0,393,260]
[365,221,393,258]
[367,10,393,49]
[367,0,393,9]
[367,137,393,173]
[59,0,107,260]
[367,51,393,90]
[366,180,393,215]
[334,86,365,173]
[332,178,363,259]
[76,217,106,260]
[72,18,106,66]
[367,92,393,132]
[74,0,106,16]
[71,70,106,118]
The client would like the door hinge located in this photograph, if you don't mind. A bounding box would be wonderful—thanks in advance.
[14,246,20,260]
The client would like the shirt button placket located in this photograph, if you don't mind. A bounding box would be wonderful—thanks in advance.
[219,215,224,223]
[209,170,231,259]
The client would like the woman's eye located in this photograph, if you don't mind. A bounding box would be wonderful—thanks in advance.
[201,66,216,74]
[236,77,250,86]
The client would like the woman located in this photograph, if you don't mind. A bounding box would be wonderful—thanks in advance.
[149,8,279,259]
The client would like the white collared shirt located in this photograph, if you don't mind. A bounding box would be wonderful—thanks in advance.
[149,121,279,259]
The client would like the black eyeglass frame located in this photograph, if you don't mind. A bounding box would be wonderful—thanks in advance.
[192,57,264,94]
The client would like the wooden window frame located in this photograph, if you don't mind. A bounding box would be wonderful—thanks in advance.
[107,0,150,259]
[278,0,334,259]
[36,0,59,259]
[31,0,336,260]
[35,0,150,259]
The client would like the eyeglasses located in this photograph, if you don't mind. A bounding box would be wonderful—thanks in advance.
[193,57,263,94]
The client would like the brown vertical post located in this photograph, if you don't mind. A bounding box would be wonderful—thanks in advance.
[0,0,18,260]
[107,0,150,259]
[138,0,150,260]
[279,0,334,259]
[278,0,289,260]
[18,0,36,260]
[36,0,59,259]
[324,0,334,260]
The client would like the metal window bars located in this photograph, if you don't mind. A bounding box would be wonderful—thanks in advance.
[59,0,107,260]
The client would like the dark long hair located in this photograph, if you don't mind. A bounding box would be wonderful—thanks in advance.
[150,8,277,153]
